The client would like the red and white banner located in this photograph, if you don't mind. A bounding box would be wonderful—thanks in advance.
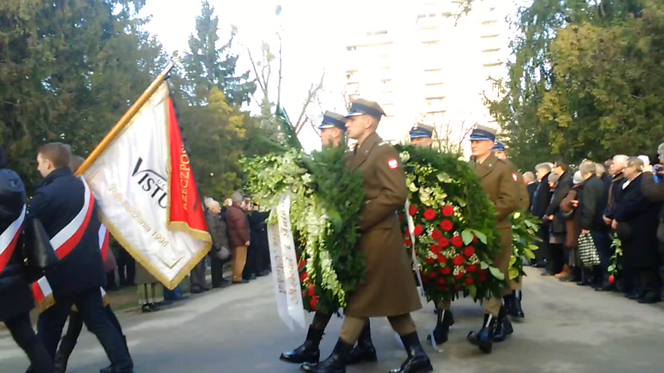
[0,205,25,274]
[98,223,110,262]
[79,81,211,289]
[51,179,95,259]
[32,276,55,313]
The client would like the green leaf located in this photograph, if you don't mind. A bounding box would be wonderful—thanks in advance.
[509,256,517,267]
[523,249,536,260]
[509,267,520,280]
[472,230,488,244]
[480,261,489,270]
[608,265,615,272]
[469,284,477,298]
[489,266,505,280]
[528,244,539,251]
[461,229,474,245]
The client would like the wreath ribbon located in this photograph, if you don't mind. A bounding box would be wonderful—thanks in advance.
[405,198,426,297]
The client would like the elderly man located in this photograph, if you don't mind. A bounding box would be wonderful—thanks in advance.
[532,163,553,270]
[614,158,662,303]
[204,198,231,288]
[226,191,251,284]
[543,159,573,278]
[523,172,538,211]
[599,155,629,292]
[305,99,431,373]
[575,161,607,286]
[467,127,519,353]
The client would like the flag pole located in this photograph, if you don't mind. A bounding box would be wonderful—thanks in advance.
[76,61,175,176]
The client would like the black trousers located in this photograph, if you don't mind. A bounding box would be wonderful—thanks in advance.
[243,244,257,279]
[548,243,566,274]
[535,224,549,266]
[210,256,227,288]
[636,267,661,294]
[592,230,613,284]
[4,312,54,373]
[117,249,136,286]
[37,287,133,372]
[62,305,124,348]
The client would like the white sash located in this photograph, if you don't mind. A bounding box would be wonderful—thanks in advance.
[0,205,26,260]
[51,178,92,252]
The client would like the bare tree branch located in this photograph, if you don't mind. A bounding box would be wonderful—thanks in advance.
[247,48,267,98]
[276,32,283,111]
[294,72,325,134]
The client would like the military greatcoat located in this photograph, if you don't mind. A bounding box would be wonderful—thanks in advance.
[469,152,519,275]
[344,132,422,318]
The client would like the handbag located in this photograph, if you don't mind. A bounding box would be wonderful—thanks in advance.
[24,218,59,273]
[578,232,600,267]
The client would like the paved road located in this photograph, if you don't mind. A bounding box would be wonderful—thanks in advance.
[2,267,664,373]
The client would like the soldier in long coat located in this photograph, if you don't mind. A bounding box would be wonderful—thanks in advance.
[307,99,432,373]
[281,112,380,371]
[466,126,519,354]
[492,141,529,319]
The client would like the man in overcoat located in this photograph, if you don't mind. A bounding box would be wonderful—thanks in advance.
[466,126,519,353]
[306,100,432,373]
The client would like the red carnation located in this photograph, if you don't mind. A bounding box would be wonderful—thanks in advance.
[466,264,478,273]
[426,257,436,265]
[453,255,465,266]
[431,229,443,240]
[454,272,465,280]
[464,246,475,257]
[430,245,442,255]
[424,209,437,221]
[438,278,446,286]
[440,220,454,232]
[441,266,451,275]
[427,272,437,279]
[307,285,316,297]
[298,259,306,271]
[437,254,447,263]
[442,206,455,217]
[408,205,418,216]
[310,296,319,310]
[465,277,474,286]
[473,235,478,243]
[451,236,464,248]
[413,225,424,236]
[438,237,450,248]
[479,275,487,282]
[609,275,616,284]
[404,238,412,246]
[300,272,308,282]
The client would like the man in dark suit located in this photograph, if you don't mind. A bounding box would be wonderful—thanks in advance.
[524,172,538,211]
[543,159,573,276]
[29,143,133,373]
[531,163,553,270]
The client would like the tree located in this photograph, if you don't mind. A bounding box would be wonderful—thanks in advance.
[182,0,255,107]
[0,0,167,192]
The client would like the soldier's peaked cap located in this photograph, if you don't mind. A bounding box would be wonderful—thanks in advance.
[318,111,347,131]
[409,123,433,139]
[492,141,505,152]
[469,125,497,142]
[345,99,386,119]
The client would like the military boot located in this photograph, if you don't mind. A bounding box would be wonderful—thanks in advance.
[426,309,454,346]
[467,313,498,354]
[346,323,377,365]
[493,306,513,342]
[300,339,353,373]
[390,332,433,373]
[54,332,78,373]
[280,326,324,364]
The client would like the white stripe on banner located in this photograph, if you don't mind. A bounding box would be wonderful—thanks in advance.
[405,199,426,299]
[267,193,305,331]
[0,205,25,256]
[51,178,92,251]
[37,277,52,296]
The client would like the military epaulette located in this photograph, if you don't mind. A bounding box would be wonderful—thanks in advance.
[379,141,392,146]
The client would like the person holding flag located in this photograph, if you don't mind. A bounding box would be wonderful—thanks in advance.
[53,155,130,373]
[0,147,54,372]
[30,143,133,372]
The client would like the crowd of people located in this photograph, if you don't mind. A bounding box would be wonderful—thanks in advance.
[524,152,664,304]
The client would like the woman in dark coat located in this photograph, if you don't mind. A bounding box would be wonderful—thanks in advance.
[615,161,662,303]
[0,148,54,372]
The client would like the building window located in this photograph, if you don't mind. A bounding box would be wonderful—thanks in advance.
[346,83,360,93]
[374,30,388,35]
[347,46,357,51]
[481,34,499,39]
[349,94,360,102]
[346,70,359,82]
[425,110,446,124]
[422,40,440,46]
[482,48,501,53]
[381,79,392,84]
[483,62,502,67]
[481,20,498,25]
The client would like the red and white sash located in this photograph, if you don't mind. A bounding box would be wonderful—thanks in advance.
[51,178,95,259]
[0,204,26,274]
[32,276,55,313]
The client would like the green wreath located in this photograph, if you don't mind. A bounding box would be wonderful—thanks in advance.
[395,145,506,304]
[509,211,541,281]
[242,146,366,314]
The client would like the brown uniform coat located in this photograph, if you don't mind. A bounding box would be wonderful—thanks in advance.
[514,170,531,211]
[469,152,519,275]
[344,132,422,318]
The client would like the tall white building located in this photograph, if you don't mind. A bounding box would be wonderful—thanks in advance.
[343,0,513,150]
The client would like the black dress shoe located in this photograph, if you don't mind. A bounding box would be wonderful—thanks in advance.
[300,339,352,373]
[494,306,513,342]
[280,326,323,364]
[232,279,249,284]
[510,291,525,319]
[468,313,497,354]
[638,292,662,304]
[390,332,433,373]
[625,290,642,300]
